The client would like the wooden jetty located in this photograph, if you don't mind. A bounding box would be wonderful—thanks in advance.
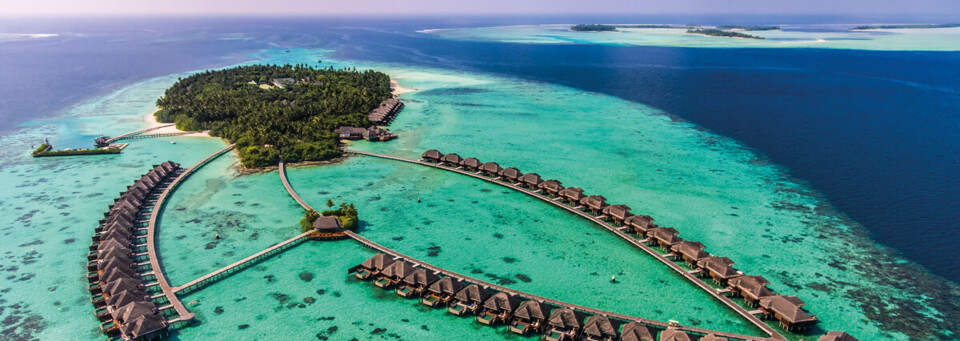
[111,131,193,141]
[279,161,313,211]
[345,149,786,340]
[143,144,236,324]
[345,232,769,341]
[104,124,175,143]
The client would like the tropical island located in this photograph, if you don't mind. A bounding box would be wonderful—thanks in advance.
[716,25,780,31]
[570,24,617,32]
[155,64,392,168]
[851,23,960,30]
[687,28,765,39]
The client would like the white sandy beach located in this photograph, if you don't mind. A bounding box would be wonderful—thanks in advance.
[145,109,212,137]
[391,80,416,95]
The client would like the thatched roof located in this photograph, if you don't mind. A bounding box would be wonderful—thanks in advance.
[120,314,167,340]
[479,162,503,173]
[518,173,543,186]
[100,228,133,241]
[97,239,130,253]
[547,308,584,329]
[698,257,739,279]
[819,331,858,341]
[99,257,134,273]
[380,261,416,279]
[673,241,708,261]
[700,334,730,341]
[620,322,656,341]
[728,275,772,299]
[483,292,519,313]
[539,179,564,191]
[512,300,547,321]
[105,277,142,296]
[602,204,632,218]
[402,268,440,287]
[759,295,816,324]
[583,315,618,337]
[312,216,342,230]
[560,187,586,200]
[625,215,654,228]
[649,227,681,244]
[360,254,396,271]
[427,277,463,295]
[460,157,482,168]
[499,167,522,179]
[580,195,608,208]
[107,289,145,308]
[440,153,463,164]
[422,149,443,160]
[659,328,693,341]
[102,267,137,284]
[114,301,158,323]
[454,284,490,303]
[98,246,132,262]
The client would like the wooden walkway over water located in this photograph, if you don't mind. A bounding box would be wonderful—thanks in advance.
[279,161,314,211]
[105,124,175,143]
[345,149,785,340]
[173,231,312,295]
[344,230,768,341]
[144,144,235,323]
[112,131,194,141]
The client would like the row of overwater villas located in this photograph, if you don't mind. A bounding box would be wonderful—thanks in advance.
[352,254,735,341]
[420,150,829,335]
[368,97,404,125]
[85,161,181,341]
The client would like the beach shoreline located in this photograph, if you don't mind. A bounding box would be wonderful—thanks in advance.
[144,108,212,137]
[391,79,416,95]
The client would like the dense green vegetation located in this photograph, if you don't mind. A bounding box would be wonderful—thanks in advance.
[155,64,392,168]
[716,25,780,31]
[322,202,359,230]
[851,24,960,30]
[32,145,122,157]
[570,24,617,32]
[300,210,320,232]
[687,28,765,39]
[617,24,683,29]
[32,144,50,154]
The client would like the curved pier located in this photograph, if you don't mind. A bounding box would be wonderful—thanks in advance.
[345,231,767,341]
[105,124,175,143]
[345,149,784,340]
[144,144,235,323]
[279,161,314,211]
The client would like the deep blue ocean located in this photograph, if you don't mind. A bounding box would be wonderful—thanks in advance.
[1,15,959,285]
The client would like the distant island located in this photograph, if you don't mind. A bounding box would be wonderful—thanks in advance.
[570,24,617,32]
[716,25,780,31]
[687,28,765,39]
[851,24,960,30]
[155,64,392,168]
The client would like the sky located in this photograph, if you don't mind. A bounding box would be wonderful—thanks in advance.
[2,0,959,16]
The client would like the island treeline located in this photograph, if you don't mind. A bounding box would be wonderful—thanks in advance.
[851,24,960,30]
[716,25,780,31]
[687,28,765,39]
[570,24,617,32]
[155,64,391,168]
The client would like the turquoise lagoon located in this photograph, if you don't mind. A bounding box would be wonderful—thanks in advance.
[0,49,955,341]
[422,24,960,51]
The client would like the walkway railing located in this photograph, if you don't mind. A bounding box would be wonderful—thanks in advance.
[173,231,312,295]
[105,124,175,143]
[144,144,235,323]
[279,161,314,211]
[346,149,784,340]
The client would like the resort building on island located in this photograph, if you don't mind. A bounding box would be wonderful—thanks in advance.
[334,126,396,141]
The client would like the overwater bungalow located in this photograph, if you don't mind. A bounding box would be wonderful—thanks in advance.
[104,277,142,297]
[362,126,396,141]
[624,215,655,237]
[580,315,618,341]
[499,167,523,183]
[114,301,158,324]
[819,331,858,341]
[448,284,490,316]
[658,328,692,341]
[542,308,584,341]
[312,216,343,232]
[421,150,444,162]
[460,157,482,171]
[106,289,146,310]
[421,277,463,307]
[758,295,817,331]
[479,162,503,177]
[353,254,396,280]
[508,300,547,335]
[119,313,168,341]
[397,268,440,298]
[559,187,586,205]
[440,153,464,166]
[601,204,631,225]
[648,227,681,249]
[374,260,416,288]
[671,241,708,267]
[700,334,729,341]
[697,256,740,286]
[727,275,772,307]
[579,195,608,214]
[539,180,564,197]
[619,322,656,341]
[518,173,544,189]
[477,292,520,325]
